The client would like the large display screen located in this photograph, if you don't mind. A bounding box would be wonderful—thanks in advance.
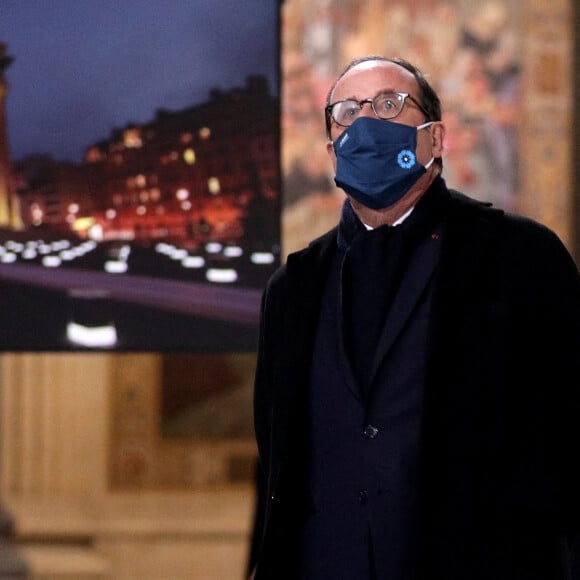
[0,1,281,351]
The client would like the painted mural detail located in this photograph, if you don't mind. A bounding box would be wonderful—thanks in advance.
[282,0,522,224]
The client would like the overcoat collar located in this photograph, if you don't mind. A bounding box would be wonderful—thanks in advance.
[272,181,506,475]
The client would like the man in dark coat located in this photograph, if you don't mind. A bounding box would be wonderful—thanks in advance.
[250,56,580,580]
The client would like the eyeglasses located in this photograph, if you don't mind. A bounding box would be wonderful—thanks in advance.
[325,92,429,132]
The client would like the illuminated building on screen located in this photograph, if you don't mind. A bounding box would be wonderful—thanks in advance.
[15,157,93,235]
[0,43,22,229]
[17,75,279,251]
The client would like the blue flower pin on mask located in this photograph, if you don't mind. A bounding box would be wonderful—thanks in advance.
[333,117,434,210]
[397,150,416,169]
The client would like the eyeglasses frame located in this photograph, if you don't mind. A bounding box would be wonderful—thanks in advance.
[325,92,430,139]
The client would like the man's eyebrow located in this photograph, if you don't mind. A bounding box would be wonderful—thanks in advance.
[335,88,399,101]
[373,88,402,98]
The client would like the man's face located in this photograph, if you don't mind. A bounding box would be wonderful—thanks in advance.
[326,60,443,174]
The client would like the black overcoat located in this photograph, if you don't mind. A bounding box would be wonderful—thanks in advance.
[252,186,580,580]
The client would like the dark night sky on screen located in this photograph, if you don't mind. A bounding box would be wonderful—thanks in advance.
[0,1,279,163]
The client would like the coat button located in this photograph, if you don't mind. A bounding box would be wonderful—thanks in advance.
[358,489,368,504]
[363,424,379,439]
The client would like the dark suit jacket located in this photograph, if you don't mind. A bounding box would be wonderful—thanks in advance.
[252,185,580,580]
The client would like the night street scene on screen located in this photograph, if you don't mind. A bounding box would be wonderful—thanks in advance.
[0,1,281,351]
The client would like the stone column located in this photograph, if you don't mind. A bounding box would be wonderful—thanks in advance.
[0,354,35,579]
[0,353,111,522]
[0,508,29,579]
[573,0,580,263]
[520,0,574,250]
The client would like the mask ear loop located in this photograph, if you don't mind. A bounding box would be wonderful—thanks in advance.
[416,121,433,131]
[417,122,436,170]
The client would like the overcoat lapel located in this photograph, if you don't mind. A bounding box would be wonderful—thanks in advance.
[269,230,337,469]
[368,223,443,387]
[283,230,337,358]
[418,195,506,529]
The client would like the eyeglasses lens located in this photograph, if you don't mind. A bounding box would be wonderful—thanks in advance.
[331,93,406,127]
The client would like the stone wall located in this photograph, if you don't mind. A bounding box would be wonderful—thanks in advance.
[0,354,255,580]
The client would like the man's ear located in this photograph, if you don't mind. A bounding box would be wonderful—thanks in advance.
[431,122,446,159]
[326,140,337,172]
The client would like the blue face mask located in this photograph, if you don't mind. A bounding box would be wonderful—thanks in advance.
[333,116,434,210]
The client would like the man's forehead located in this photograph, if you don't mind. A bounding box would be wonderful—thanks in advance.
[334,60,416,96]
